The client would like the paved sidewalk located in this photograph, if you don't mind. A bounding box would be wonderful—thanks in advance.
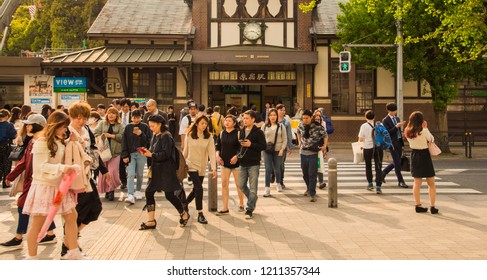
[1,143,486,260]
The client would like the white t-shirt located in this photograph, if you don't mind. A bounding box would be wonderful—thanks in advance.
[179,114,196,135]
[358,121,375,149]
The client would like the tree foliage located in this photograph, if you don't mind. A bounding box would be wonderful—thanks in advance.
[404,0,487,63]
[333,0,486,111]
[3,0,106,55]
[332,0,487,149]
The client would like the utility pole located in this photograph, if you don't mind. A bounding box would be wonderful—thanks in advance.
[396,0,404,121]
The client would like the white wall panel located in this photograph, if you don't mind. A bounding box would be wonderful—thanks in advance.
[221,23,241,46]
[265,22,284,47]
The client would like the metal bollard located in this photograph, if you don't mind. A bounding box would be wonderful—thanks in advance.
[328,158,338,208]
[207,164,218,212]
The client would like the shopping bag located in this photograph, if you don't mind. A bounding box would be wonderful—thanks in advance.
[99,138,112,162]
[351,142,364,164]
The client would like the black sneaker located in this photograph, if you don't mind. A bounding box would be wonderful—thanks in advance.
[244,210,253,219]
[61,243,69,257]
[0,237,22,249]
[39,234,57,245]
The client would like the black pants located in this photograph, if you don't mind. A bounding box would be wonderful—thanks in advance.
[0,143,12,187]
[76,179,103,226]
[382,142,404,183]
[119,156,127,186]
[186,171,204,211]
[364,148,383,186]
[145,189,184,213]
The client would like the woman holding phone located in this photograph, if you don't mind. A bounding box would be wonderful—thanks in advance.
[139,115,189,229]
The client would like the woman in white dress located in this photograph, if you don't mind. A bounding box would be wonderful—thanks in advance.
[23,110,86,259]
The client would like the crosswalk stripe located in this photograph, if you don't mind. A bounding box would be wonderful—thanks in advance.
[0,161,478,203]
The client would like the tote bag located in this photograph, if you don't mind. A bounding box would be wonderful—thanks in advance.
[428,141,442,156]
[351,141,364,164]
[99,138,112,162]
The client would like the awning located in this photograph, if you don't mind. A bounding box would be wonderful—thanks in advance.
[42,46,192,68]
[193,46,318,65]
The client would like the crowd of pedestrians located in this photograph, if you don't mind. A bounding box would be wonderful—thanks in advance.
[0,98,438,259]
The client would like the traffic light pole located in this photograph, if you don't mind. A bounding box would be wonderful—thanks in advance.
[343,0,405,120]
[396,1,404,121]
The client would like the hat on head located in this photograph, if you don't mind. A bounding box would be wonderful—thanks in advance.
[188,101,197,108]
[23,114,47,127]
[302,109,313,117]
[148,114,165,124]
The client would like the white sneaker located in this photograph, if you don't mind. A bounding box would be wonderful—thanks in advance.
[125,194,135,204]
[118,191,125,202]
[277,184,283,192]
[61,248,90,260]
[263,187,271,197]
[23,254,38,260]
[135,191,143,200]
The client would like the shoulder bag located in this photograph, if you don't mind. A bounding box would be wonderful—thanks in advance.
[8,145,25,161]
[265,124,280,154]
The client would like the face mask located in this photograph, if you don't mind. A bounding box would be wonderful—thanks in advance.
[88,118,96,125]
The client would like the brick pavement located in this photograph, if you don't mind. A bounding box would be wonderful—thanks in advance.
[1,144,486,260]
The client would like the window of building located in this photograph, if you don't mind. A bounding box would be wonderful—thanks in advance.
[331,59,375,115]
[331,59,350,114]
[355,68,375,114]
[132,71,150,98]
[130,69,176,109]
[156,72,175,105]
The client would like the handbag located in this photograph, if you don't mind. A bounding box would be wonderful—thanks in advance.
[264,124,280,154]
[428,141,442,156]
[99,138,112,162]
[9,171,25,197]
[8,145,25,161]
[400,153,411,172]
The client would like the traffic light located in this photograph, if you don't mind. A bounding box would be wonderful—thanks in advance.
[339,51,351,73]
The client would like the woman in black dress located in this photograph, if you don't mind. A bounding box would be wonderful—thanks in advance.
[215,115,245,214]
[139,115,189,230]
[167,106,178,138]
[404,111,438,214]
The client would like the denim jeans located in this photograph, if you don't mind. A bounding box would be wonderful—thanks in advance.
[127,152,147,195]
[263,151,283,187]
[17,207,55,234]
[300,153,318,197]
[238,165,260,212]
[279,149,287,184]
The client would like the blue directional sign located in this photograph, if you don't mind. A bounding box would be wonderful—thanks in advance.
[53,77,87,92]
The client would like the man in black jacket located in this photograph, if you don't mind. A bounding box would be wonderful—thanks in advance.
[238,110,266,219]
[121,109,152,204]
[382,103,408,188]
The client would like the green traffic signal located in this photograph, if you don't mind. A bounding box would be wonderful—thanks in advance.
[340,62,351,73]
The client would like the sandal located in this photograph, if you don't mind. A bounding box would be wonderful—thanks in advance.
[179,211,190,227]
[139,220,157,230]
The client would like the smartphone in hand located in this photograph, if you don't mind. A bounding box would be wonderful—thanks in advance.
[136,147,147,153]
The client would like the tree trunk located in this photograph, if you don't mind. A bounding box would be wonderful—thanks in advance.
[433,109,451,153]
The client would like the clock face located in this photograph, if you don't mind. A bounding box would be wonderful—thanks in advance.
[243,22,262,42]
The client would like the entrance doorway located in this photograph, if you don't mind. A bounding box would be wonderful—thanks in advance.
[209,85,295,114]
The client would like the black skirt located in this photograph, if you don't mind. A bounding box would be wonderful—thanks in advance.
[411,148,435,178]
